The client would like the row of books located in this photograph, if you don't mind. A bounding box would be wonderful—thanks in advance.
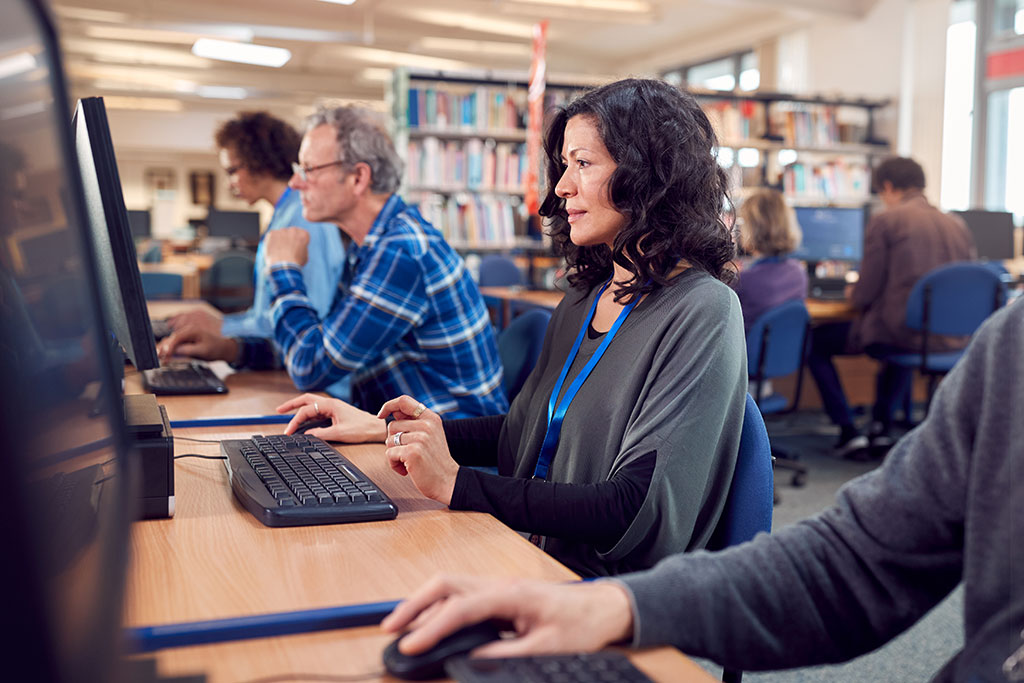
[412,193,523,245]
[405,138,528,193]
[407,85,526,131]
[770,104,873,147]
[702,99,767,142]
[780,159,870,201]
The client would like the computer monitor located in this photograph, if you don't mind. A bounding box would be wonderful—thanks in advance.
[953,209,1016,260]
[205,208,261,243]
[127,209,151,239]
[792,206,865,263]
[73,96,160,371]
[0,0,135,680]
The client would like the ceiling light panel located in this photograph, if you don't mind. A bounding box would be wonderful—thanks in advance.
[191,38,291,67]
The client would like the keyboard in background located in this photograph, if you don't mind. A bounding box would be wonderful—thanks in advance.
[221,433,397,527]
[445,652,653,682]
[150,318,171,341]
[808,277,848,301]
[143,360,228,395]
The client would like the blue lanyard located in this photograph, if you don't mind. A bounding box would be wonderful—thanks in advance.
[533,279,640,480]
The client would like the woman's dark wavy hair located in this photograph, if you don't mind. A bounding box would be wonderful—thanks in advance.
[539,78,735,303]
[214,111,301,181]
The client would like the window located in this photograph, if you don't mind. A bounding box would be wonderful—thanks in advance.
[940,2,976,211]
[663,51,759,93]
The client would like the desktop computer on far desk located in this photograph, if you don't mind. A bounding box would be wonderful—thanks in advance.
[792,205,865,300]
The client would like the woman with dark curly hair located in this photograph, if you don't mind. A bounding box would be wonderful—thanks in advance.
[288,79,747,577]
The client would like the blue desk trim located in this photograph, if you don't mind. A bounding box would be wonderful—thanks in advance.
[169,414,293,429]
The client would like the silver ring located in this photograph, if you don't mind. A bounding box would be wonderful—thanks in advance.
[314,402,320,414]
[392,432,403,447]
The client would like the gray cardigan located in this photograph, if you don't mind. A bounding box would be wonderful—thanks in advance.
[616,301,1024,681]
[499,269,748,576]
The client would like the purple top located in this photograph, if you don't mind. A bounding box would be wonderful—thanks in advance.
[732,257,809,333]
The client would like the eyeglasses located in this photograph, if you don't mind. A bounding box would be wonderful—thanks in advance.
[291,160,347,182]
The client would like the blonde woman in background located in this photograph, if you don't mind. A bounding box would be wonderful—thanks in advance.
[732,188,808,332]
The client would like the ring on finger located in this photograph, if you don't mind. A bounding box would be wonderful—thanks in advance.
[413,402,426,418]
[314,401,320,414]
[392,431,404,447]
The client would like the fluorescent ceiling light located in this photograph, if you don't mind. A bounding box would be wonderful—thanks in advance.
[102,96,184,112]
[191,38,291,67]
[417,37,530,57]
[510,0,651,11]
[0,52,37,79]
[196,85,248,99]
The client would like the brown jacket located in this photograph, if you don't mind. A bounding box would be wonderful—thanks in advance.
[849,191,975,352]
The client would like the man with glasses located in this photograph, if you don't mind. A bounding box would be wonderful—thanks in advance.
[161,106,507,420]
[163,111,350,398]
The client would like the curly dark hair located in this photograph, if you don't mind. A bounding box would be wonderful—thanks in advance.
[539,78,735,303]
[214,111,301,181]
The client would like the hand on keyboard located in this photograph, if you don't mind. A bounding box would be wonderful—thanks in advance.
[277,393,388,444]
[157,324,239,363]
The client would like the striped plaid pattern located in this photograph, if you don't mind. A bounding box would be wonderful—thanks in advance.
[253,194,507,417]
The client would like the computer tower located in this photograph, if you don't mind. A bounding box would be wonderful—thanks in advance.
[124,394,174,519]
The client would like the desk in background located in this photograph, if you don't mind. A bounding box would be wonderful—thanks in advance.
[124,358,714,682]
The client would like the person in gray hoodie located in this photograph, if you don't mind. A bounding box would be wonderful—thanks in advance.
[383,301,1024,682]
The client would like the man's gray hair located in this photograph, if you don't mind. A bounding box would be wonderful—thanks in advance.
[305,105,403,194]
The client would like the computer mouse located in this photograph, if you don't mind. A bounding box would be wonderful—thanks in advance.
[382,620,503,681]
[293,416,333,435]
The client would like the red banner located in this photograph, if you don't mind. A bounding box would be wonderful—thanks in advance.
[524,20,548,217]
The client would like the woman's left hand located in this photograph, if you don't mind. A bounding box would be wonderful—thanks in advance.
[378,395,459,506]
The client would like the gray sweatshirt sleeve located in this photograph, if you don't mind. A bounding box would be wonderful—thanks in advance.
[616,302,1013,671]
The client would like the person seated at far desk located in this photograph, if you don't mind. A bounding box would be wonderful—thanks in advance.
[807,156,975,456]
[382,301,1024,683]
[278,79,747,578]
[732,187,808,333]
[159,105,507,419]
[164,111,350,399]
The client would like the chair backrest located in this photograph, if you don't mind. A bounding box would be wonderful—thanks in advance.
[905,262,1006,336]
[745,299,810,380]
[497,308,551,402]
[708,394,774,551]
[204,250,256,312]
[478,254,523,288]
[140,272,183,300]
[139,242,163,263]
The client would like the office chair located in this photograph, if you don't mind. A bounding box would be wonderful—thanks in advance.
[707,393,774,683]
[479,254,524,331]
[204,249,256,313]
[497,308,551,403]
[745,299,810,488]
[139,242,163,263]
[140,272,184,300]
[873,261,1006,421]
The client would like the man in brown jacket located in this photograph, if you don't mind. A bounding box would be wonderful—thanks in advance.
[807,157,975,456]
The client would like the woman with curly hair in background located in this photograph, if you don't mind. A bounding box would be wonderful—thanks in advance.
[294,78,748,577]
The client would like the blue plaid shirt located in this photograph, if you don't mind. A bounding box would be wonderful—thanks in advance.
[237,194,507,418]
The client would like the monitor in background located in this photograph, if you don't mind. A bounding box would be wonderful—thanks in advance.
[127,208,151,239]
[792,206,865,264]
[73,96,160,371]
[953,209,1016,260]
[205,208,261,244]
[0,0,135,680]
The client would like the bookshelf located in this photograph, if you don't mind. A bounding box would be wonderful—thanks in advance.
[694,88,891,207]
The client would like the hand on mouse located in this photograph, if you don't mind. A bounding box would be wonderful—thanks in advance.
[157,325,238,363]
[377,395,458,506]
[276,393,387,443]
[380,574,635,659]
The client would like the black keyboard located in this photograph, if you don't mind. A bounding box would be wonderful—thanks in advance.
[221,434,397,527]
[143,361,228,395]
[446,652,653,682]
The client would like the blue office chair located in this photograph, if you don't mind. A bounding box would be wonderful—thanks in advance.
[708,393,774,683]
[139,241,163,263]
[479,254,524,331]
[745,299,810,487]
[874,261,1006,419]
[140,272,183,300]
[498,308,551,403]
[203,249,256,313]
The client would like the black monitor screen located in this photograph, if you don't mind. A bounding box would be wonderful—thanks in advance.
[206,208,261,242]
[73,97,159,371]
[792,206,865,262]
[127,209,151,239]
[0,1,134,680]
[953,210,1015,260]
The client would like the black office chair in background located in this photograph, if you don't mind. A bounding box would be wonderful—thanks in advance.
[498,308,551,404]
[203,249,256,313]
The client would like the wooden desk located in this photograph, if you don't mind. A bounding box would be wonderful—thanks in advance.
[126,376,714,682]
